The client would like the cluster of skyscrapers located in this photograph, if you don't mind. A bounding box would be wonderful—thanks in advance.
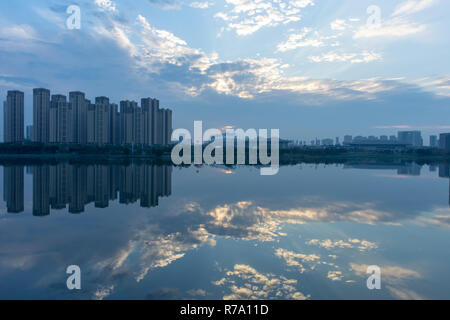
[3,163,172,215]
[3,89,173,146]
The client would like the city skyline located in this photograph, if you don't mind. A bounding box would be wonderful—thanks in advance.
[3,88,173,146]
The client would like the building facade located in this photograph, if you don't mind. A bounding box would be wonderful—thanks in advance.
[4,90,24,143]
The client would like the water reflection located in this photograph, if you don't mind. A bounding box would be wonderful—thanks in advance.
[1,161,450,300]
[4,163,172,215]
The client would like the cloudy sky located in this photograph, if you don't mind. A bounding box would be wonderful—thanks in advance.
[0,0,449,141]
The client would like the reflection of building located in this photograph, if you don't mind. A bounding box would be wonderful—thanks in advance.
[3,166,24,213]
[344,162,421,176]
[33,165,50,216]
[397,163,421,176]
[438,164,450,206]
[4,163,172,216]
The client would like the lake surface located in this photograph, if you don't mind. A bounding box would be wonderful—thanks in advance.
[0,161,449,300]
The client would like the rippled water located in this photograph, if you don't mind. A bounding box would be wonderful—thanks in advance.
[0,161,449,299]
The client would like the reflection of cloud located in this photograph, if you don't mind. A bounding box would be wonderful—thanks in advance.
[350,263,424,300]
[275,248,320,273]
[213,264,309,300]
[386,286,424,300]
[94,285,115,300]
[350,263,421,284]
[327,270,343,281]
[307,239,378,252]
[187,288,207,297]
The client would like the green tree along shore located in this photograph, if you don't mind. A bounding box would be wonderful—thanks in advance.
[0,142,449,166]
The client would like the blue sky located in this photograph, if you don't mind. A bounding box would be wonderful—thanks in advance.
[0,0,449,141]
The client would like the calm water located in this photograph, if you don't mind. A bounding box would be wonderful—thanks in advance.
[0,161,449,300]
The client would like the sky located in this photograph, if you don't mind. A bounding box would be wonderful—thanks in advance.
[0,0,449,142]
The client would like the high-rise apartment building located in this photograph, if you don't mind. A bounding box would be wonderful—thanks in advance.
[33,88,50,143]
[4,90,24,143]
[69,91,86,144]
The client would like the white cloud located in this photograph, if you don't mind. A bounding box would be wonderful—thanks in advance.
[353,18,426,39]
[353,0,438,39]
[277,28,334,52]
[309,51,381,64]
[330,19,349,31]
[0,24,38,41]
[189,1,210,9]
[392,0,437,17]
[214,0,315,36]
[95,0,117,12]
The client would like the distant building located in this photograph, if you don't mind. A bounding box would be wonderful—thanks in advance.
[4,90,24,143]
[430,135,438,147]
[321,138,334,146]
[26,125,33,141]
[398,131,423,147]
[439,133,450,150]
[343,135,352,145]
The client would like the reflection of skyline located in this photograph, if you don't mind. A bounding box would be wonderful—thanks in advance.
[3,166,24,213]
[3,163,172,215]
[344,162,422,176]
[344,162,450,206]
[439,164,450,206]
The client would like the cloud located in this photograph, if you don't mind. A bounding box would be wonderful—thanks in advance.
[214,0,315,36]
[309,51,381,64]
[0,24,38,41]
[353,0,437,39]
[353,19,426,39]
[189,1,211,9]
[330,19,349,31]
[386,286,425,300]
[276,27,339,52]
[95,0,117,12]
[147,0,181,9]
[392,0,437,17]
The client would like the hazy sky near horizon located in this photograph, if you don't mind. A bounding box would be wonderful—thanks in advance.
[0,0,449,141]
